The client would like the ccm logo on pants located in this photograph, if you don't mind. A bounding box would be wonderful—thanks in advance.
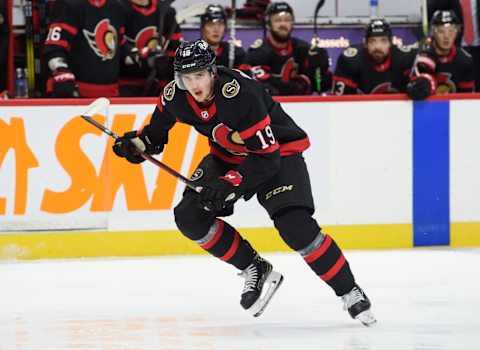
[265,185,293,200]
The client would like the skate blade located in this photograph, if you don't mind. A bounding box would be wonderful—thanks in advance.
[355,309,377,327]
[248,271,284,317]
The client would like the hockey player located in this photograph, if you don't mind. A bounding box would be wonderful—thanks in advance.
[244,2,331,95]
[200,4,249,70]
[0,0,8,93]
[44,0,127,98]
[119,0,183,97]
[332,18,416,95]
[112,39,376,326]
[406,10,474,100]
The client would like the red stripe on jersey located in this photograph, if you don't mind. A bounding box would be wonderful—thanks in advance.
[186,93,217,121]
[279,137,310,156]
[49,22,78,35]
[45,39,71,50]
[87,0,106,7]
[333,76,358,88]
[236,63,252,71]
[257,65,272,81]
[119,77,146,86]
[238,115,271,140]
[131,0,156,16]
[304,235,332,263]
[157,94,164,112]
[170,32,183,41]
[210,146,245,165]
[200,219,224,250]
[458,81,475,89]
[77,82,119,97]
[416,55,436,71]
[373,52,391,72]
[268,37,293,56]
[220,231,240,261]
[319,253,346,282]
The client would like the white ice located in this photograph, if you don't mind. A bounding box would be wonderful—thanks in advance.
[1,248,480,350]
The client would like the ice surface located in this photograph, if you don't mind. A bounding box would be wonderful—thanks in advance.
[1,249,479,350]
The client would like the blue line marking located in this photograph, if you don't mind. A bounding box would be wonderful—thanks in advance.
[413,101,450,246]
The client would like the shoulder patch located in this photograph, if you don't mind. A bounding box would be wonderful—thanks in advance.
[250,38,263,49]
[343,47,358,58]
[222,79,240,98]
[163,80,176,102]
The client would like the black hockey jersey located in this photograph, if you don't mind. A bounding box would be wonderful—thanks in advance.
[333,44,416,95]
[0,0,8,91]
[245,37,332,94]
[212,41,246,68]
[413,44,475,93]
[119,0,182,88]
[146,67,310,195]
[44,0,126,97]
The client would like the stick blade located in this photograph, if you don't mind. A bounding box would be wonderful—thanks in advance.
[175,3,207,22]
[83,97,110,118]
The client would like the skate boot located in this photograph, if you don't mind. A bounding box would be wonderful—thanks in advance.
[341,284,377,326]
[239,254,283,317]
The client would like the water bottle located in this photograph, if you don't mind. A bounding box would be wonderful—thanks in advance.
[23,68,29,97]
[370,0,379,18]
[14,68,28,98]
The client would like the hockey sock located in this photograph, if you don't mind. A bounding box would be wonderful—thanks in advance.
[300,234,355,296]
[194,219,255,270]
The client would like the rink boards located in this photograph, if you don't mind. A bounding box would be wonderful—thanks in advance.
[0,95,479,259]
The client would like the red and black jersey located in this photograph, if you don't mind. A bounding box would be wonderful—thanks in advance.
[212,41,246,68]
[0,0,8,91]
[245,37,332,94]
[44,0,126,97]
[119,0,182,87]
[333,44,416,95]
[413,44,475,93]
[147,66,310,195]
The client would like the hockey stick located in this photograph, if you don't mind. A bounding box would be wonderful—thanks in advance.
[24,0,35,96]
[80,98,200,192]
[422,0,429,36]
[228,0,236,68]
[312,0,326,92]
[142,2,207,96]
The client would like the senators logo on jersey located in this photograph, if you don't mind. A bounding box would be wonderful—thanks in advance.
[371,82,400,94]
[211,123,247,156]
[83,19,118,60]
[127,26,159,50]
[436,72,456,93]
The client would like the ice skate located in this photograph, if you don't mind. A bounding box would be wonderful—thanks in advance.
[239,254,283,317]
[341,284,377,326]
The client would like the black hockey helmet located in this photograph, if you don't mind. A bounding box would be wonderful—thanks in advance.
[364,18,392,39]
[431,10,460,27]
[173,40,217,89]
[264,2,294,25]
[201,4,227,26]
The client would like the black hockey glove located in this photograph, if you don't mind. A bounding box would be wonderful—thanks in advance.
[307,46,330,71]
[198,170,243,212]
[51,68,80,98]
[126,46,166,70]
[113,130,164,164]
[406,73,437,101]
[276,74,311,95]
